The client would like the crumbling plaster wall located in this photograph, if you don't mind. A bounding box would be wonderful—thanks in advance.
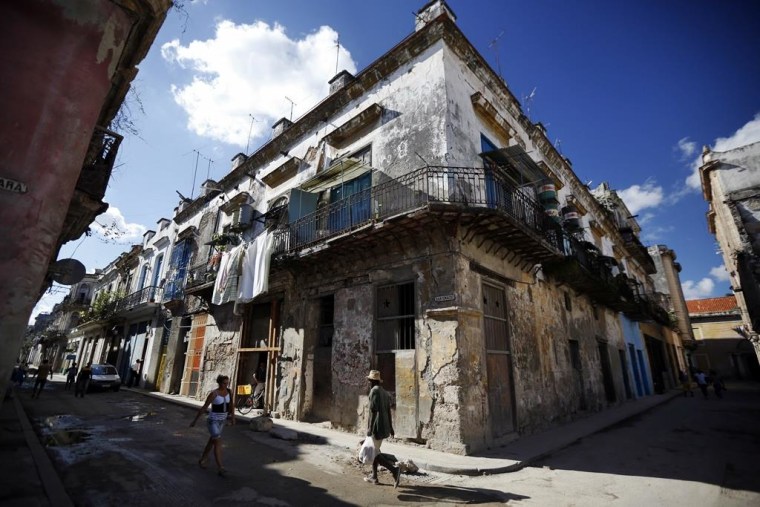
[194,304,241,400]
[456,232,628,441]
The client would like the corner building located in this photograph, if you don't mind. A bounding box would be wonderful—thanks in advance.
[158,1,683,454]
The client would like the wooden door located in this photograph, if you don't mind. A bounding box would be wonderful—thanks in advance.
[483,283,515,437]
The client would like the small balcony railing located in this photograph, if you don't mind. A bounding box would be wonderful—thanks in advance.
[113,286,162,313]
[273,165,564,256]
[619,227,656,274]
[543,237,627,309]
[186,263,219,289]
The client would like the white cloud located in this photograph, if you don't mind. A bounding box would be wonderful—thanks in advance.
[91,207,147,243]
[682,278,715,300]
[709,264,731,282]
[685,113,760,189]
[618,180,664,215]
[676,137,696,159]
[162,20,358,147]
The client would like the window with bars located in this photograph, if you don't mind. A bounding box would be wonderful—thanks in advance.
[376,282,415,351]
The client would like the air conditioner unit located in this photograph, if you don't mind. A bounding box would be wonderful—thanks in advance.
[228,204,253,231]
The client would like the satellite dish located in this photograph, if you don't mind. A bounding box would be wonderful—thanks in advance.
[50,258,86,285]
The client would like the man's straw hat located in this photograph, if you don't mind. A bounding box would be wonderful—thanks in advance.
[367,370,382,382]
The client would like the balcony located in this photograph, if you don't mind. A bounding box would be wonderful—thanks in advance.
[113,286,163,314]
[273,166,564,267]
[619,284,672,325]
[185,263,219,292]
[543,238,629,311]
[618,227,656,274]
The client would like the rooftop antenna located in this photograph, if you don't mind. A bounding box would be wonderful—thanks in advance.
[284,96,297,122]
[190,149,213,198]
[334,35,341,75]
[523,87,537,118]
[245,114,259,154]
[488,30,505,80]
[205,157,214,180]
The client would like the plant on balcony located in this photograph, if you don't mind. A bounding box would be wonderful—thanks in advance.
[81,290,123,323]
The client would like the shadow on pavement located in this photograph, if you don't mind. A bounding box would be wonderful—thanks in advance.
[397,484,528,504]
[528,381,760,494]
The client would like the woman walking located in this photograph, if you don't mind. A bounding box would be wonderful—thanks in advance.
[191,375,235,476]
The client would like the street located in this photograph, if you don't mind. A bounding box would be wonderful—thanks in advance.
[17,380,504,506]
[446,382,760,507]
[15,379,760,506]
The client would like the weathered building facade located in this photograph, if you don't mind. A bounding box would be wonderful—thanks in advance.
[699,141,760,361]
[136,1,684,454]
[687,296,760,380]
[65,1,688,455]
[0,0,171,395]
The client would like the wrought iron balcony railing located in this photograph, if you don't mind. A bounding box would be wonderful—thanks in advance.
[113,286,162,313]
[186,263,219,289]
[273,165,564,255]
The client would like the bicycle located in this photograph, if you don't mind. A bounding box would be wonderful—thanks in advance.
[235,383,264,414]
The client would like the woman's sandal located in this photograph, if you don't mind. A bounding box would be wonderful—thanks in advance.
[198,458,208,469]
[217,467,227,477]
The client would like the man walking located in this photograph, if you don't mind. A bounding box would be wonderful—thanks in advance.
[32,359,52,398]
[364,369,401,487]
[695,370,709,399]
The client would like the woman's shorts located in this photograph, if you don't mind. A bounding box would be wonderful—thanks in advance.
[207,417,226,439]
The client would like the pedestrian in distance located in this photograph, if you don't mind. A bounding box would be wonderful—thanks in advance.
[65,362,78,391]
[695,369,709,399]
[129,359,142,388]
[678,370,694,397]
[31,359,52,399]
[75,362,92,398]
[191,374,235,476]
[364,369,401,488]
[709,369,726,399]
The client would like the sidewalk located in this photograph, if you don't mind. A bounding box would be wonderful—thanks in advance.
[134,387,681,475]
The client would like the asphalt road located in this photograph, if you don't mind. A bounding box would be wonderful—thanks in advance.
[18,381,505,506]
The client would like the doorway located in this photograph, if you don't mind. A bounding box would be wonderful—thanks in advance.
[483,283,515,437]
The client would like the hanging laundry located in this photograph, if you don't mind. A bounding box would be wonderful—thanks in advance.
[252,232,273,299]
[237,239,259,304]
[212,243,244,305]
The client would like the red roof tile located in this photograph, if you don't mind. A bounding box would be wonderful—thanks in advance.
[686,296,739,315]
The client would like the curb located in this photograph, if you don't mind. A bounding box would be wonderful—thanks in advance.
[13,392,75,507]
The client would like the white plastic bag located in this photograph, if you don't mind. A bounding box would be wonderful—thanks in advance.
[358,436,376,464]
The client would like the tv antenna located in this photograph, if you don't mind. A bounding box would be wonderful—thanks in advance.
[191,149,213,198]
[245,114,260,154]
[284,96,297,122]
[523,87,537,118]
[488,30,505,79]
[334,35,341,75]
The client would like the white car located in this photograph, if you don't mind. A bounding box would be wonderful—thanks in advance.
[89,364,122,392]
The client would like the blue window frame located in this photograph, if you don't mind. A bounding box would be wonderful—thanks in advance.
[328,171,372,232]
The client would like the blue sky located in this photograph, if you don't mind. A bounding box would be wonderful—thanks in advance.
[33,0,760,321]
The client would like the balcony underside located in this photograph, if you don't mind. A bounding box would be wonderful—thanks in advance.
[543,258,627,311]
[275,202,564,270]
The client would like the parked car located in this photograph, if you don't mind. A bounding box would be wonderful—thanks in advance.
[89,364,121,392]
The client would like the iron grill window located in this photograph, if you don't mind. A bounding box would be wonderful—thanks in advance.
[376,282,415,351]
